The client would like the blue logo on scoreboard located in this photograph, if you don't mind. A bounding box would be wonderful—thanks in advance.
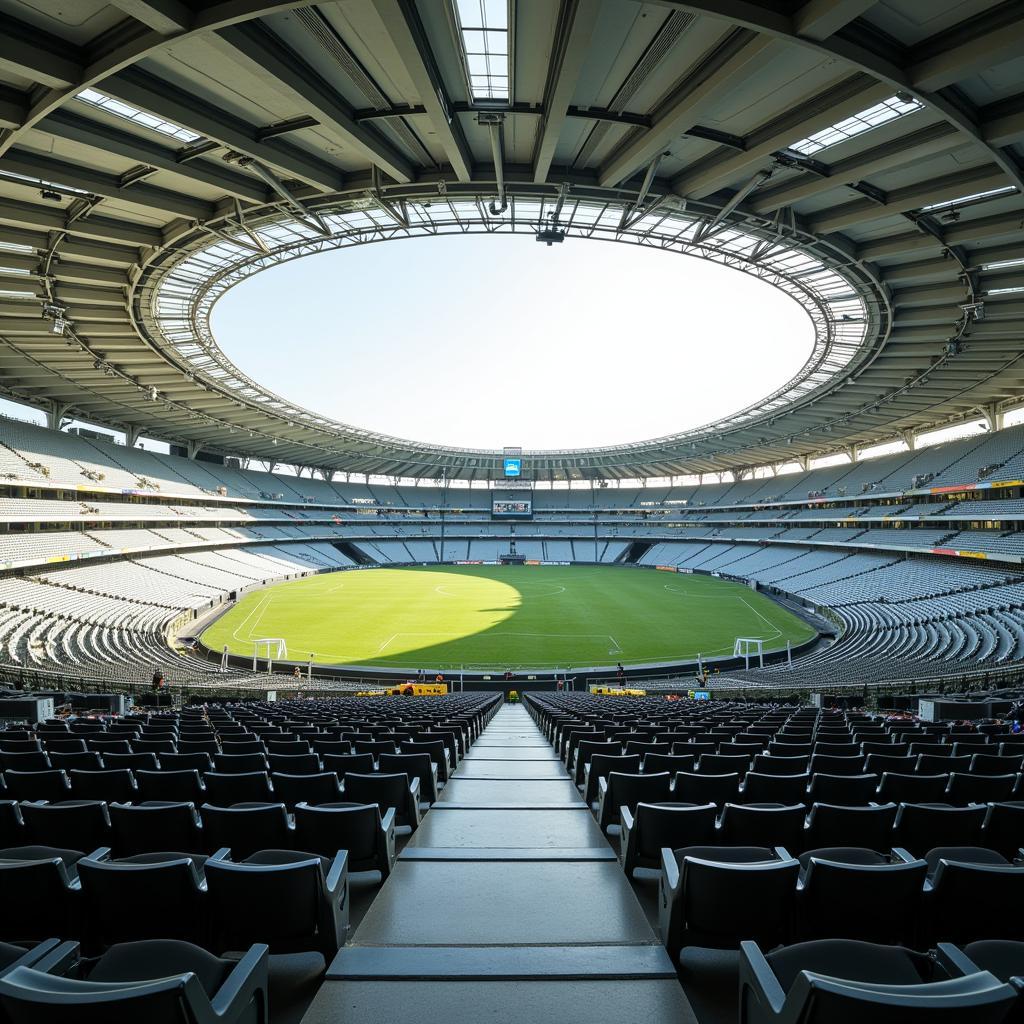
[504,458,522,478]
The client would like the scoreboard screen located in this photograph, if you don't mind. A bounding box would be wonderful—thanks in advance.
[503,457,522,478]
[492,499,532,517]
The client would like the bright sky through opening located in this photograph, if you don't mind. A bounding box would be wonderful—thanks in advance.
[211,234,814,451]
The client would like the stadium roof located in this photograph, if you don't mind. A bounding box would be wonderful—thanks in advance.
[0,0,1021,481]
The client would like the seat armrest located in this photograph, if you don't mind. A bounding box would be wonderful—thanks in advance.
[773,847,794,863]
[210,943,270,1021]
[934,942,980,979]
[891,846,917,864]
[658,847,682,959]
[27,940,81,976]
[325,849,349,896]
[378,808,397,874]
[738,940,787,1016]
[620,806,636,874]
[84,847,111,862]
[208,847,233,863]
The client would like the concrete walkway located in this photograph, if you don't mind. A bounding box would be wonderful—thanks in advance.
[303,703,697,1024]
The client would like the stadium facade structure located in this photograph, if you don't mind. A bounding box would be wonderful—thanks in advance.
[0,0,1022,692]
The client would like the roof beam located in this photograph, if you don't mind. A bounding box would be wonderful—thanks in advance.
[792,0,878,41]
[370,0,473,181]
[532,0,601,183]
[599,30,775,188]
[0,14,82,89]
[0,148,215,221]
[909,12,1024,93]
[749,121,958,214]
[808,166,1009,235]
[214,21,415,183]
[110,0,192,34]
[40,109,271,204]
[0,197,158,248]
[673,73,891,199]
[101,68,347,193]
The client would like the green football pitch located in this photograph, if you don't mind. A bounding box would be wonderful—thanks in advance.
[201,565,815,667]
[202,564,817,670]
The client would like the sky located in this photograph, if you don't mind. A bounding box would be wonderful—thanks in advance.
[209,234,814,451]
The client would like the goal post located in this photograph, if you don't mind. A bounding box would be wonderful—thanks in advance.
[252,637,287,673]
[733,637,764,670]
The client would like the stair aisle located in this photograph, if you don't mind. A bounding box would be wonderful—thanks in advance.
[301,702,697,1023]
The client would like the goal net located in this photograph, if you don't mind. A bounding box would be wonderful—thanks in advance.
[733,637,764,670]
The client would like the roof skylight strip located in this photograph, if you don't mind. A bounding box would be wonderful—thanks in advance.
[76,88,204,144]
[454,0,509,101]
[788,94,924,157]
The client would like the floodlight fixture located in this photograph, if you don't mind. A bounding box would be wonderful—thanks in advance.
[536,227,565,246]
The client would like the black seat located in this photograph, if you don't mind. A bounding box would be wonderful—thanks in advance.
[109,803,203,856]
[205,850,349,961]
[660,846,798,962]
[69,769,136,804]
[620,802,717,877]
[135,769,206,804]
[928,857,1024,945]
[739,938,1014,1024]
[378,753,439,806]
[401,741,450,782]
[946,772,1017,806]
[597,771,673,832]
[584,754,641,806]
[341,773,420,832]
[78,852,210,947]
[19,801,111,852]
[270,772,342,811]
[982,802,1024,859]
[320,753,375,780]
[806,773,878,807]
[3,771,70,803]
[0,940,269,1024]
[876,772,949,804]
[699,753,753,779]
[293,802,395,878]
[200,803,292,859]
[100,753,159,772]
[267,754,321,776]
[673,771,740,808]
[742,772,809,806]
[0,849,80,943]
[797,852,926,945]
[752,754,809,777]
[157,752,215,773]
[803,802,898,853]
[214,753,269,774]
[718,803,806,850]
[894,803,987,858]
[202,772,274,807]
[809,754,865,777]
[47,752,103,771]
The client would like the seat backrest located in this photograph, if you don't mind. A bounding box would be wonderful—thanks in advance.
[674,770,741,806]
[199,802,290,858]
[205,856,333,955]
[0,857,76,941]
[3,770,69,802]
[799,857,927,944]
[681,855,799,949]
[19,800,110,852]
[202,771,273,806]
[267,754,321,775]
[77,856,206,945]
[719,803,806,849]
[214,753,268,773]
[108,803,201,856]
[321,753,375,778]
[804,802,898,852]
[294,802,380,861]
[634,802,717,859]
[270,772,341,810]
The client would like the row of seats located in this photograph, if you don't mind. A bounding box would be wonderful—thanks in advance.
[620,799,1024,865]
[0,797,399,865]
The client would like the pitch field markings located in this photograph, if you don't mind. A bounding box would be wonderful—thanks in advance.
[433,583,566,598]
[206,565,815,667]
